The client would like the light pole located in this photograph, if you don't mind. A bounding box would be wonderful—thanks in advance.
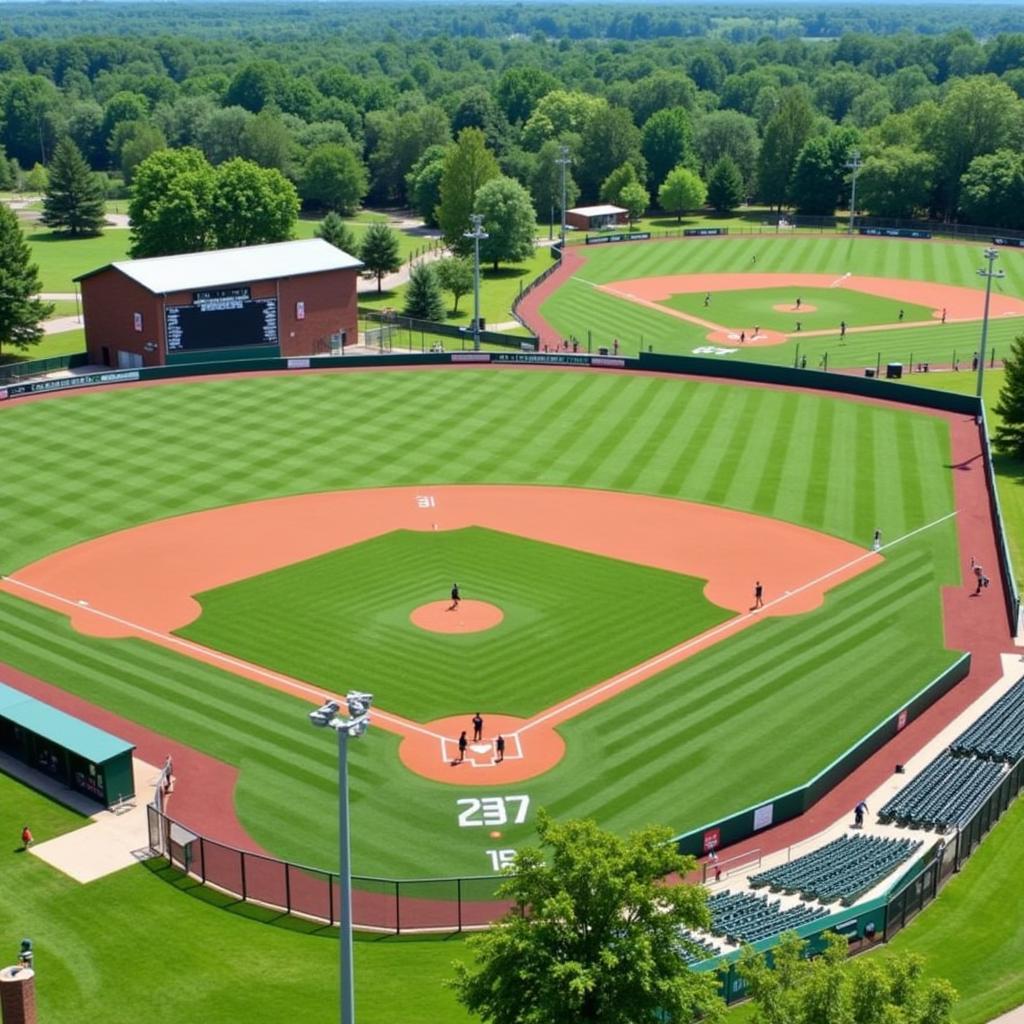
[556,144,571,250]
[846,150,862,235]
[977,246,1005,400]
[464,214,488,351]
[309,691,374,1024]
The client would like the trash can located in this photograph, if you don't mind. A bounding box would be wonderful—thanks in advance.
[598,346,609,355]
[886,362,903,380]
[864,367,876,378]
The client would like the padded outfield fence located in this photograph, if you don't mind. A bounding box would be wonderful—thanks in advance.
[147,804,509,932]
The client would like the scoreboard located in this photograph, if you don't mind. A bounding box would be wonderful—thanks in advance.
[165,287,278,352]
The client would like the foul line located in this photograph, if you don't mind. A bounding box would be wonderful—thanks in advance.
[517,508,959,737]
[0,576,443,743]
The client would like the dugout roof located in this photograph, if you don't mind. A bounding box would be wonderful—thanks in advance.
[75,238,363,295]
[0,680,134,763]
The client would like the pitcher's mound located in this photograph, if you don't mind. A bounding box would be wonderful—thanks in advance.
[411,600,504,633]
[772,302,817,313]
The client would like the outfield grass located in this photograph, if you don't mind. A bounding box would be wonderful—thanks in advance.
[0,772,471,1024]
[662,287,935,334]
[540,235,1024,366]
[0,370,959,877]
[180,527,731,721]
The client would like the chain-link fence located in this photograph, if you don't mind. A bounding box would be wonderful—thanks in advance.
[146,805,507,932]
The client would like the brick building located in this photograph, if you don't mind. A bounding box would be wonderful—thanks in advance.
[564,204,628,232]
[76,238,362,368]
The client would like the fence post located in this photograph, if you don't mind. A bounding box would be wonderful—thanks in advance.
[395,881,401,936]
[457,877,463,933]
[876,352,881,377]
[329,873,335,926]
[200,837,207,883]
[285,862,291,915]
[240,850,247,900]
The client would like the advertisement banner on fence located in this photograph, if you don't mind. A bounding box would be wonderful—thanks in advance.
[752,803,774,831]
[860,227,932,239]
[684,228,728,237]
[492,352,624,367]
[993,237,1024,248]
[2,369,141,399]
[585,232,651,245]
[702,827,721,853]
[451,352,491,363]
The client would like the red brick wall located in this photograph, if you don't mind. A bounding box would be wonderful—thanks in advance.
[80,270,164,367]
[80,267,358,364]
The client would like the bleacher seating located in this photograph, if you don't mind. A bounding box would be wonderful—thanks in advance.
[707,890,829,945]
[748,834,920,905]
[879,751,1006,830]
[676,928,719,965]
[951,676,1024,762]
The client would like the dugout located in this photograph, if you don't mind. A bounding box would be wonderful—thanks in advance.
[0,681,135,808]
[564,204,628,231]
[76,238,362,369]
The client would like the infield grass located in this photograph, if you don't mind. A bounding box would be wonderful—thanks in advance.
[179,527,731,721]
[0,369,960,878]
[541,235,1024,366]
[662,287,934,334]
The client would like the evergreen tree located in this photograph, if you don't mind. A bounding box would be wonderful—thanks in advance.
[403,262,445,321]
[315,211,360,257]
[41,137,106,237]
[0,205,53,356]
[360,221,401,293]
[994,333,1024,458]
[706,155,745,213]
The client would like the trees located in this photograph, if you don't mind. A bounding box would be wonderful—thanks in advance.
[789,126,860,216]
[301,144,368,215]
[0,204,53,356]
[129,148,297,256]
[756,88,815,210]
[577,104,645,201]
[994,334,1024,458]
[435,256,474,314]
[738,930,957,1024]
[451,813,724,1024]
[41,137,106,236]
[600,163,640,205]
[475,176,537,270]
[658,166,707,221]
[641,107,695,193]
[359,221,401,293]
[857,147,934,219]
[436,128,500,253]
[129,146,214,257]
[315,211,360,257]
[706,156,745,213]
[959,149,1024,229]
[403,262,445,321]
[619,181,650,227]
[208,158,298,249]
[406,145,447,228]
[529,139,580,238]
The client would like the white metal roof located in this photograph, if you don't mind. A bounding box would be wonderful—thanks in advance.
[568,204,627,217]
[81,238,362,294]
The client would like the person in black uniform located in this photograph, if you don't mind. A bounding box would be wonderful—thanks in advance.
[457,731,468,762]
[472,712,483,742]
[753,581,764,609]
[449,582,460,610]
[495,735,505,762]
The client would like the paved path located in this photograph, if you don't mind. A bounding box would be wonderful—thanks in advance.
[43,315,83,334]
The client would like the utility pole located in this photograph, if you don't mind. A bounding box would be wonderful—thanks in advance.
[846,150,862,235]
[977,246,1005,400]
[556,144,571,249]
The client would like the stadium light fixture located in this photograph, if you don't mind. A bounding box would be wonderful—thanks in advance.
[308,692,373,1024]
[556,144,571,250]
[464,214,488,351]
[845,150,862,235]
[976,247,1005,400]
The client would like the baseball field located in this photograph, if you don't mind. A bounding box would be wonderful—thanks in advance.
[0,362,962,879]
[534,234,1024,369]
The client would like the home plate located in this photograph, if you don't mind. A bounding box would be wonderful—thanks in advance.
[470,743,491,754]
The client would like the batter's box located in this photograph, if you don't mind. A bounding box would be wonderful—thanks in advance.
[443,734,522,767]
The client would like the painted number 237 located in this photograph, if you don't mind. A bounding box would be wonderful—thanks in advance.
[456,795,530,827]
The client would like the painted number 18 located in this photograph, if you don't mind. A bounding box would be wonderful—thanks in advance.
[456,795,530,828]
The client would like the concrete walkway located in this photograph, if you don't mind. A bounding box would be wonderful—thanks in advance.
[29,757,161,882]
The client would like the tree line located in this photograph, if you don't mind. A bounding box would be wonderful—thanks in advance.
[2,7,1024,233]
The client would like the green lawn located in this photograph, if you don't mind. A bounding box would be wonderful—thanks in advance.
[541,234,1024,365]
[0,329,85,365]
[0,773,471,1024]
[293,214,438,264]
[0,370,960,878]
[26,228,130,293]
[180,526,730,721]
[662,287,935,334]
